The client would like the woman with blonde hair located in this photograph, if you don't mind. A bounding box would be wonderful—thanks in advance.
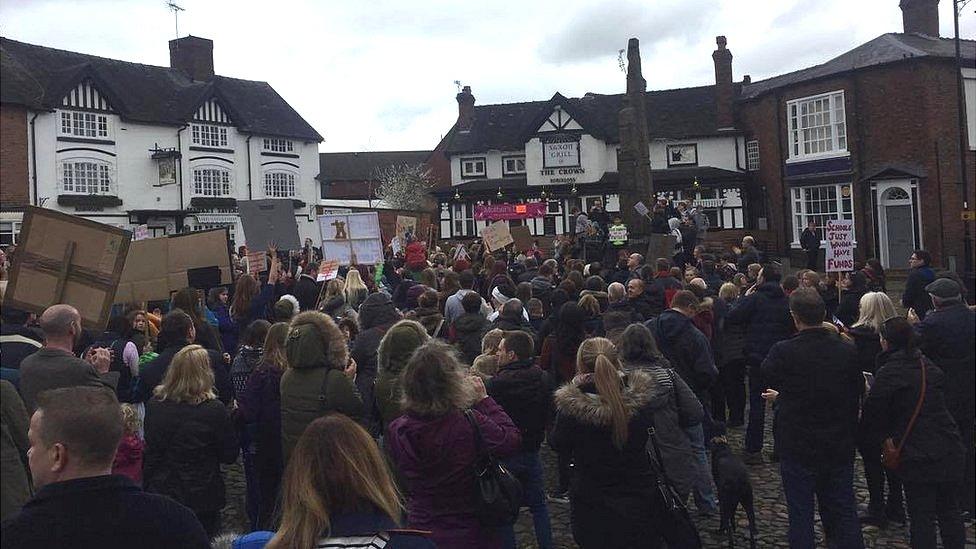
[235,414,435,549]
[847,291,903,525]
[343,268,369,311]
[550,337,663,548]
[386,341,520,548]
[143,345,239,536]
[236,322,290,530]
[578,293,604,337]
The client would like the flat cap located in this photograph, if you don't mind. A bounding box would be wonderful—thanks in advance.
[925,277,961,298]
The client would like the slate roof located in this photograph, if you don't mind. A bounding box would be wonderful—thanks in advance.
[740,33,976,100]
[443,84,725,154]
[0,37,322,141]
[318,150,432,181]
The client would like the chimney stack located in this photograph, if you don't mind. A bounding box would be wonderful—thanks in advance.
[456,85,475,132]
[900,0,940,36]
[712,36,735,130]
[742,74,751,85]
[169,36,214,81]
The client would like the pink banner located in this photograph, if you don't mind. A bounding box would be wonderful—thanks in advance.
[474,202,547,220]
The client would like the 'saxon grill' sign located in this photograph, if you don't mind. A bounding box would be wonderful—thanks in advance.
[543,135,580,168]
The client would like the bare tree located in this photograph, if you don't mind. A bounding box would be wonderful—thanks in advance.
[372,163,435,210]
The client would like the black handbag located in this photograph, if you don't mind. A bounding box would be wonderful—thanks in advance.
[646,415,702,548]
[463,409,523,526]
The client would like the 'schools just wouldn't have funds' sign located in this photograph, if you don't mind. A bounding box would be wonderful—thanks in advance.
[825,219,855,272]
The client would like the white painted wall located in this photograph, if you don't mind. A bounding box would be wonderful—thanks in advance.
[29,109,320,247]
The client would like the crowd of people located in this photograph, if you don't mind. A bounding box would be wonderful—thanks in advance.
[0,215,973,548]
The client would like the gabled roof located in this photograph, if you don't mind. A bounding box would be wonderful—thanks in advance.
[442,84,724,155]
[318,150,432,182]
[740,33,976,100]
[0,37,322,141]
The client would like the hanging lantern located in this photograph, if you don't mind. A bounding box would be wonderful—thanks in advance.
[496,188,504,199]
[453,189,461,200]
[693,176,701,190]
[571,184,578,195]
[540,188,548,199]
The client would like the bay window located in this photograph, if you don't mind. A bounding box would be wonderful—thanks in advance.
[61,159,113,194]
[192,167,232,196]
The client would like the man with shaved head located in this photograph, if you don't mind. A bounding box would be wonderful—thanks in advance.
[18,304,117,413]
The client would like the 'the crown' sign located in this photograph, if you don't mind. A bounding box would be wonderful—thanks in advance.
[825,219,855,272]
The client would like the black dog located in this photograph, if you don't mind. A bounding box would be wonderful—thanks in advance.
[711,436,758,549]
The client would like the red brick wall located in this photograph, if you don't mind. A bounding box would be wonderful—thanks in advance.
[738,58,974,270]
[0,104,30,208]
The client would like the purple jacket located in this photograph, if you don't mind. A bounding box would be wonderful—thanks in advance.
[235,365,283,475]
[386,397,520,549]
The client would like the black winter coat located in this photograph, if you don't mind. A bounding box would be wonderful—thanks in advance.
[916,303,976,422]
[136,343,234,405]
[350,293,401,431]
[487,359,553,452]
[646,309,717,396]
[143,399,239,513]
[835,288,866,327]
[859,350,964,483]
[293,274,321,311]
[847,325,883,375]
[628,293,656,321]
[800,228,820,252]
[761,328,863,466]
[901,266,935,319]
[726,282,794,363]
[550,371,660,549]
[451,313,490,365]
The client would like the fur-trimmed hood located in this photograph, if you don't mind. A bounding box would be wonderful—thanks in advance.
[553,369,654,427]
[288,311,348,370]
[377,319,429,376]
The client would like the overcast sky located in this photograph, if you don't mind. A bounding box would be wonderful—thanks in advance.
[1,0,972,152]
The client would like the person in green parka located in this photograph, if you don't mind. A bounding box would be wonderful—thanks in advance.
[374,320,430,434]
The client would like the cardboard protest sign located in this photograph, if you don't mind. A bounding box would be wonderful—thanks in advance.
[395,215,417,249]
[825,219,855,272]
[634,201,650,217]
[3,207,130,330]
[238,199,302,251]
[319,259,340,281]
[646,233,678,262]
[318,212,383,265]
[246,251,268,273]
[511,225,533,252]
[481,220,514,252]
[609,225,629,241]
[115,228,232,303]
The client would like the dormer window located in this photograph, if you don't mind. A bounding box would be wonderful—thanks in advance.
[461,157,486,178]
[263,138,294,153]
[191,124,228,148]
[59,111,109,139]
[503,155,526,175]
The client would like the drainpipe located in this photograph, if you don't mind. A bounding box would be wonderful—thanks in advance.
[29,112,40,206]
[176,123,189,232]
[734,135,743,171]
[246,136,253,200]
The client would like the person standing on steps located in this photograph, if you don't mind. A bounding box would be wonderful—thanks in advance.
[800,220,820,271]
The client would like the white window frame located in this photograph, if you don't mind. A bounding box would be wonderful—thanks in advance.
[192,167,233,196]
[460,157,486,178]
[790,183,854,246]
[264,170,297,198]
[0,221,22,246]
[263,137,294,153]
[60,158,114,194]
[191,124,229,148]
[786,91,848,162]
[502,155,526,175]
[746,140,760,171]
[452,203,474,236]
[59,110,110,139]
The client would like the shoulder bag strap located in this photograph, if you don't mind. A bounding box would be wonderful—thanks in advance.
[896,357,928,454]
[464,408,490,462]
[433,319,445,339]
[317,368,334,413]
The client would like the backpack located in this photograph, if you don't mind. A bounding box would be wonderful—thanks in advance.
[286,323,328,370]
[88,337,134,403]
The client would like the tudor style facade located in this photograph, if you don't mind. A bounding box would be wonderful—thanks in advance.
[433,41,755,241]
[0,35,323,248]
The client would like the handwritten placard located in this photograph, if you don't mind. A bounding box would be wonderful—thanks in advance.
[825,219,855,272]
[481,220,514,252]
[247,251,268,273]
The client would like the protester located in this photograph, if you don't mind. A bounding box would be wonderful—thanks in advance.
[350,293,402,430]
[602,282,642,343]
[449,291,491,365]
[19,304,117,413]
[172,287,224,353]
[726,264,793,462]
[715,282,747,427]
[292,260,320,311]
[0,308,42,387]
[444,270,491,325]
[235,322,289,530]
[902,250,935,319]
[1,387,211,548]
[860,317,965,549]
[344,268,369,311]
[375,320,430,434]
[550,337,663,548]
[800,219,820,270]
[471,328,504,379]
[231,246,281,332]
[486,331,553,548]
[231,320,270,395]
[617,324,703,500]
[143,345,239,537]
[910,277,975,518]
[405,289,445,337]
[862,258,887,293]
[208,287,238,354]
[736,236,761,272]
[386,341,521,548]
[835,271,868,327]
[87,314,140,403]
[281,312,362,462]
[319,278,356,321]
[135,310,234,405]
[111,403,144,485]
[0,379,30,522]
[761,288,864,549]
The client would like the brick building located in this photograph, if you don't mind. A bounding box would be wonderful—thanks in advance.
[737,0,975,272]
[316,150,432,209]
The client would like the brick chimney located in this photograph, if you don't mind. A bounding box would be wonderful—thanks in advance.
[712,36,735,130]
[169,36,214,81]
[456,85,475,132]
[900,0,940,36]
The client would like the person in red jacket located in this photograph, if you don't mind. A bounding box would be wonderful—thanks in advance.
[404,235,428,275]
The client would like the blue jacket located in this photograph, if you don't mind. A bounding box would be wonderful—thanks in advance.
[234,510,435,548]
[646,309,718,396]
[726,282,794,362]
[901,265,934,318]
